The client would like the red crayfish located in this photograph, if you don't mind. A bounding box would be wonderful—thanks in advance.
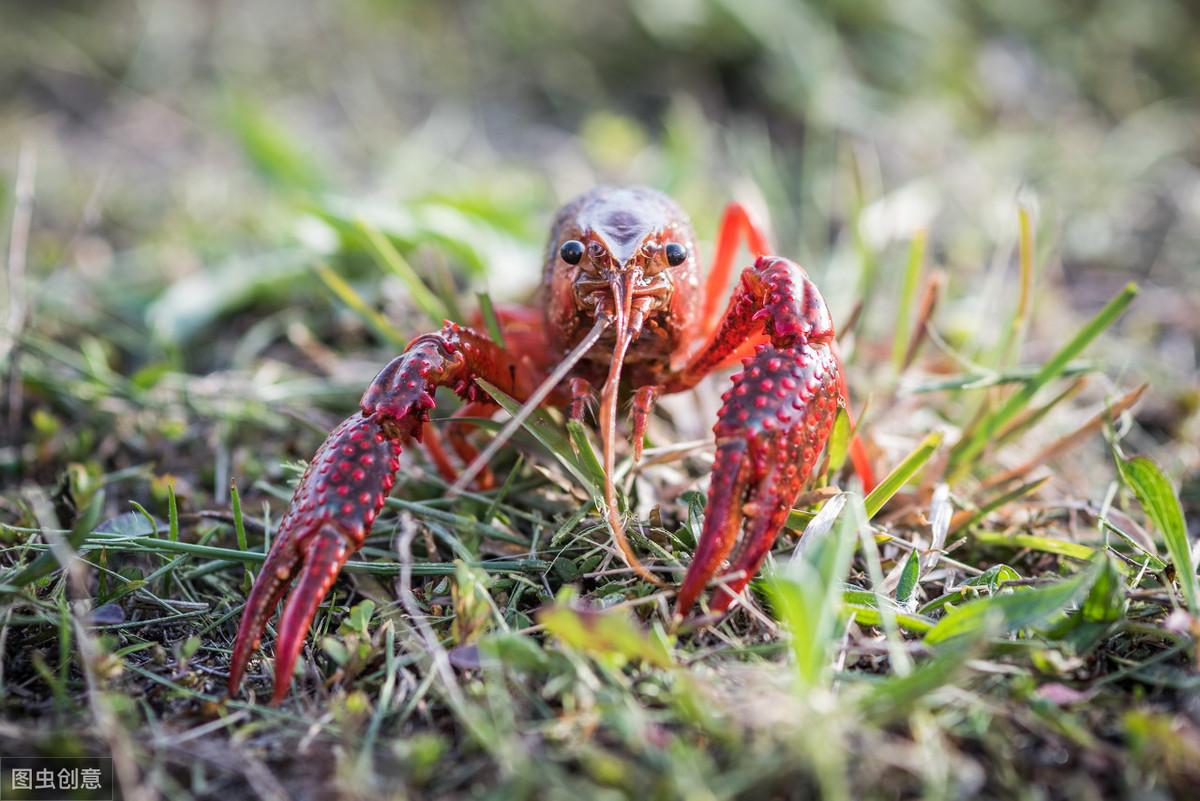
[228,186,872,702]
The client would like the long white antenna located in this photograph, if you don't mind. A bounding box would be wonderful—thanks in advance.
[447,316,610,496]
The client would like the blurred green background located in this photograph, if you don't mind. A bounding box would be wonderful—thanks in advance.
[4,1,1195,299]
[3,4,1200,798]
[1,0,1198,472]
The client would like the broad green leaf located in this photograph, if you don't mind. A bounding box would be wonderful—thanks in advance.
[895,549,921,606]
[95,510,162,539]
[340,600,377,637]
[1042,556,1126,654]
[1080,556,1126,624]
[539,591,673,669]
[322,637,350,666]
[1117,455,1197,612]
[479,633,552,673]
[917,563,1022,616]
[925,557,1103,645]
[767,494,865,689]
[147,250,315,344]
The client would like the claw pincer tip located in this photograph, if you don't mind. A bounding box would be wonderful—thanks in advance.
[227,412,400,701]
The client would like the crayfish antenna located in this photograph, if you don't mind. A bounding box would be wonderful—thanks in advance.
[448,317,609,497]
[598,276,665,588]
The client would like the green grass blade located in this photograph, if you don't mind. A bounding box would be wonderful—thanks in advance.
[566,420,607,493]
[76,532,546,576]
[890,229,926,373]
[949,283,1138,479]
[1116,455,1197,613]
[826,407,851,477]
[1099,518,1168,572]
[767,494,866,690]
[225,93,323,192]
[315,263,407,348]
[906,362,1093,394]
[476,379,605,494]
[996,203,1035,369]
[953,477,1050,534]
[4,491,105,588]
[229,480,254,592]
[476,290,507,349]
[864,431,943,519]
[972,531,1096,561]
[167,483,179,543]
[360,222,452,326]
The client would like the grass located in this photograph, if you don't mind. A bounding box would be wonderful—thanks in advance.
[3,193,1195,797]
[2,2,1199,799]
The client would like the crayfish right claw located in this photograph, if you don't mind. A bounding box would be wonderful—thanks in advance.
[227,412,401,702]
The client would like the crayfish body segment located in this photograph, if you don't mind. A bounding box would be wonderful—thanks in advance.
[228,186,870,702]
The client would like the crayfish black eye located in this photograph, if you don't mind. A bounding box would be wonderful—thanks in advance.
[559,240,585,265]
[664,242,688,266]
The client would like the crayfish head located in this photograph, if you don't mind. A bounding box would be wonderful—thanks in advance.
[542,186,697,591]
[544,186,700,366]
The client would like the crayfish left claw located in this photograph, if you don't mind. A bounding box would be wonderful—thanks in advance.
[675,340,841,618]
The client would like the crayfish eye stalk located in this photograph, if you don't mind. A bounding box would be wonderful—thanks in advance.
[597,271,665,588]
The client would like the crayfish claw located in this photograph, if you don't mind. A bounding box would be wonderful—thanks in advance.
[228,323,532,702]
[268,526,353,704]
[227,532,301,697]
[675,341,841,618]
[228,412,401,701]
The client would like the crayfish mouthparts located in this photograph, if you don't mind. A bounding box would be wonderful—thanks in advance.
[227,186,873,703]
